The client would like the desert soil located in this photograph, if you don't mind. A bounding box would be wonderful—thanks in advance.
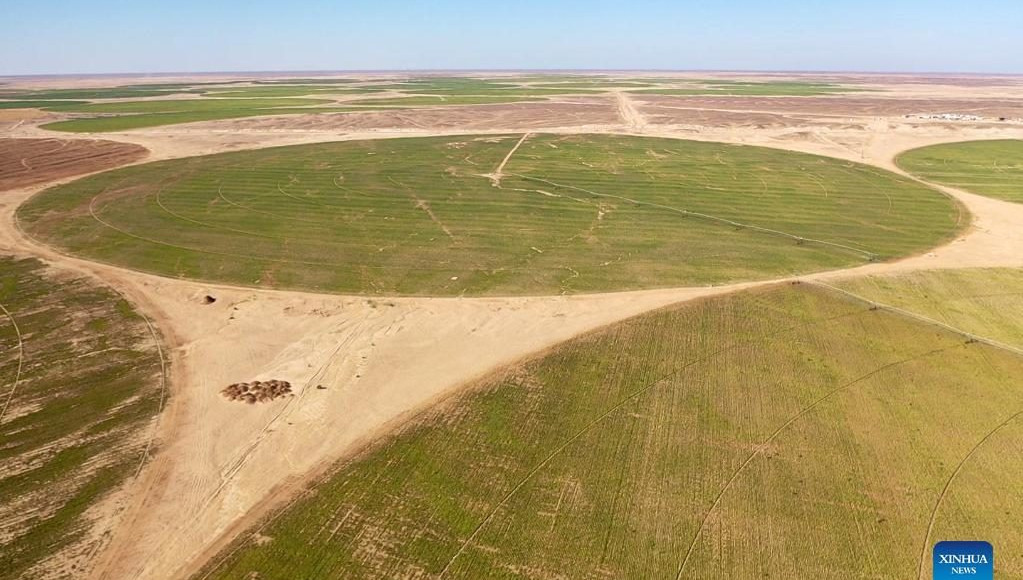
[1,72,1022,580]
[0,137,148,191]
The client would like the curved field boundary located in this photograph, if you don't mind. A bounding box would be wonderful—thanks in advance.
[676,342,964,578]
[436,305,867,577]
[895,140,1023,205]
[0,300,25,425]
[20,134,962,296]
[510,173,879,260]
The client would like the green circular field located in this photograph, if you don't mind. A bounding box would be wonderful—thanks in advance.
[897,139,1023,204]
[19,134,961,295]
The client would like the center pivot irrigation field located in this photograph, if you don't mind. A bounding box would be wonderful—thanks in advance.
[0,257,164,580]
[198,284,1023,579]
[19,134,960,295]
[896,139,1023,204]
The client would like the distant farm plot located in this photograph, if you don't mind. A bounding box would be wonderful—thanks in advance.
[199,86,387,98]
[346,96,546,107]
[897,140,1023,204]
[0,138,148,191]
[0,257,164,579]
[38,97,364,132]
[198,283,1023,579]
[0,100,88,110]
[837,268,1023,350]
[636,80,865,96]
[18,134,960,295]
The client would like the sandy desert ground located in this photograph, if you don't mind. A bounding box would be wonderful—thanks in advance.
[2,72,1023,579]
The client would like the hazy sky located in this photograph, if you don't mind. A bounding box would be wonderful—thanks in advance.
[3,0,1022,75]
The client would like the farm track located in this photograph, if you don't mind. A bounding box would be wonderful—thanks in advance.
[1,100,1023,579]
[487,132,530,186]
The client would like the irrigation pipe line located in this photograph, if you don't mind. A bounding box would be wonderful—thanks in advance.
[508,173,879,261]
[0,301,25,426]
[807,281,1023,358]
[437,308,868,578]
[100,285,169,479]
[676,342,963,579]
[916,407,1023,580]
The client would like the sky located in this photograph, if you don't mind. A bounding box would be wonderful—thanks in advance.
[3,0,1022,75]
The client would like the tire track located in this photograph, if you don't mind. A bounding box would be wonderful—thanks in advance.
[488,133,530,187]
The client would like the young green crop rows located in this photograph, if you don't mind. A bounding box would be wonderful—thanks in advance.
[837,268,1023,350]
[18,134,960,296]
[198,283,1023,579]
[897,140,1023,204]
[0,257,164,579]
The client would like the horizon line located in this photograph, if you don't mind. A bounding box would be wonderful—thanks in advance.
[3,67,1023,80]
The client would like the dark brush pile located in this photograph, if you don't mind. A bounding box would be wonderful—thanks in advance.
[221,379,293,404]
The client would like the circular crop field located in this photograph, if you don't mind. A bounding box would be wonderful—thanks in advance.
[897,139,1023,204]
[19,134,961,295]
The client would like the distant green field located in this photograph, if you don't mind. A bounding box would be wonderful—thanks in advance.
[41,91,554,132]
[896,140,1023,204]
[43,97,332,114]
[250,78,361,85]
[530,81,654,89]
[0,256,164,579]
[40,108,370,132]
[346,95,545,107]
[362,77,606,96]
[636,80,863,96]
[413,87,603,96]
[837,268,1023,350]
[38,97,379,132]
[387,78,515,91]
[19,134,960,295]
[0,99,88,109]
[198,283,1023,579]
[0,87,189,100]
[201,86,387,98]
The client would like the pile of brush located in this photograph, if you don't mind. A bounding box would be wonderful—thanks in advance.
[221,379,293,404]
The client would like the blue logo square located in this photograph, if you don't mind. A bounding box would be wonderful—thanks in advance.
[933,541,993,580]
